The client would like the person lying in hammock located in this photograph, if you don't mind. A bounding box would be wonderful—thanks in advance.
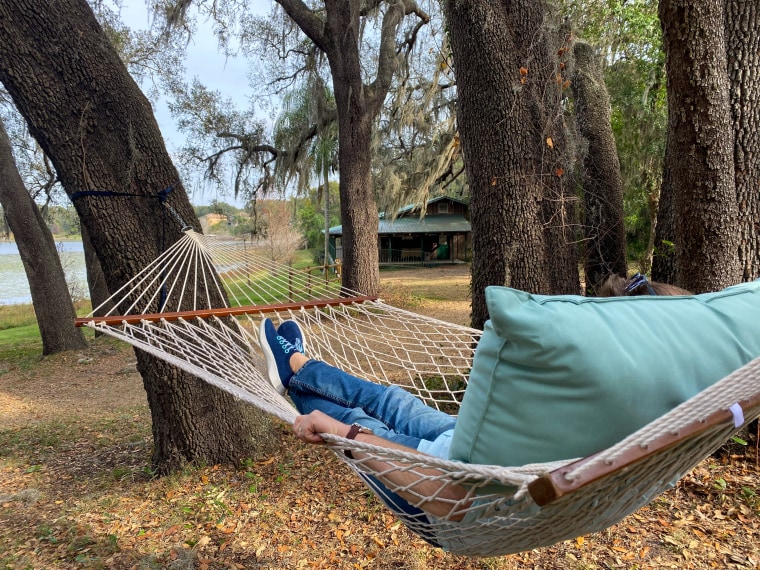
[258,317,470,530]
[259,273,692,528]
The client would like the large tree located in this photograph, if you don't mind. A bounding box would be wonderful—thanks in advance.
[726,1,760,282]
[274,0,429,296]
[0,0,276,473]
[562,0,667,275]
[572,41,627,295]
[657,0,741,291]
[443,0,580,328]
[167,0,432,297]
[0,118,88,354]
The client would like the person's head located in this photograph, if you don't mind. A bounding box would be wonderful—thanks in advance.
[598,273,692,297]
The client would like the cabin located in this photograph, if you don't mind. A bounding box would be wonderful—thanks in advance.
[328,197,471,266]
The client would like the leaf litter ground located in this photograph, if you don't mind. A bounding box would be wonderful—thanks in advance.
[1,264,759,569]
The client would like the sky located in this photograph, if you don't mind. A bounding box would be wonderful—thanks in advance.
[118,1,272,207]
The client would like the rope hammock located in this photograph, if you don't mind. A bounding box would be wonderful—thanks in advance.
[75,229,760,557]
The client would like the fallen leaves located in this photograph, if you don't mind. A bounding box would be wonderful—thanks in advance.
[3,433,758,570]
[2,289,760,570]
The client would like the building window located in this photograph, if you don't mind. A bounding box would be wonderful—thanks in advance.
[438,202,449,214]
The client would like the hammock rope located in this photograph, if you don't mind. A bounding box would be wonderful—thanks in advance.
[76,230,760,556]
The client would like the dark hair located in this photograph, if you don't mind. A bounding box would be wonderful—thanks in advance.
[598,273,693,297]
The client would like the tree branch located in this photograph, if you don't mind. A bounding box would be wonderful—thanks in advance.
[360,0,383,15]
[368,0,429,110]
[214,132,281,156]
[274,0,329,52]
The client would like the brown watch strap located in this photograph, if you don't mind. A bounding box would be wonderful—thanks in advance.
[346,423,363,440]
[344,424,364,459]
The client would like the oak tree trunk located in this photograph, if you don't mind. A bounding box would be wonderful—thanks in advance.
[81,223,111,318]
[572,41,627,295]
[0,0,276,473]
[0,118,88,354]
[652,139,677,283]
[726,1,760,282]
[659,0,741,292]
[326,3,380,296]
[81,223,113,339]
[444,0,579,328]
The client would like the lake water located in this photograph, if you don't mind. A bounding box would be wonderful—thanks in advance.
[0,241,88,305]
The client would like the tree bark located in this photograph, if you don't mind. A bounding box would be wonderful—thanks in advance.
[0,118,88,354]
[444,0,578,328]
[81,223,113,339]
[652,136,677,283]
[276,0,428,297]
[726,1,760,282]
[572,41,627,295]
[0,0,276,473]
[325,1,380,296]
[659,0,741,292]
[80,223,110,314]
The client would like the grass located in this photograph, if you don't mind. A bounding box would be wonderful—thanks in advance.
[0,319,43,373]
[223,273,344,307]
[0,303,37,331]
[0,301,96,373]
[0,304,44,367]
[218,250,344,308]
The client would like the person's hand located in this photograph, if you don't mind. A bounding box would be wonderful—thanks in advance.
[293,410,349,444]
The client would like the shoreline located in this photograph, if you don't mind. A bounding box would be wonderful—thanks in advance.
[0,235,83,243]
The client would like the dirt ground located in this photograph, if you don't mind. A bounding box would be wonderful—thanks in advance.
[1,264,759,569]
[376,263,472,326]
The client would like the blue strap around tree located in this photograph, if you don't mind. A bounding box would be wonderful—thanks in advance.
[71,184,188,310]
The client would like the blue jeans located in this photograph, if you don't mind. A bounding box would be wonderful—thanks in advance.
[288,360,456,449]
[288,359,456,546]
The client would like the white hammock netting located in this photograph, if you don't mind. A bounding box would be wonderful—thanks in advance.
[76,230,760,557]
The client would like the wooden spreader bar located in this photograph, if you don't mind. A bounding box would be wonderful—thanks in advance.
[75,295,378,327]
[528,390,760,506]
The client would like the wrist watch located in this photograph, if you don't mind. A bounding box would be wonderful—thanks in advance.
[344,423,373,459]
[346,423,372,440]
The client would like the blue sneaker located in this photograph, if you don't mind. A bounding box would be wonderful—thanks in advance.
[277,320,306,355]
[259,318,297,395]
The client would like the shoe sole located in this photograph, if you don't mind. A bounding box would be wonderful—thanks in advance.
[258,319,287,396]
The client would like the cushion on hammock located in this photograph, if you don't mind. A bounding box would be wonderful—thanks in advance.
[449,280,760,467]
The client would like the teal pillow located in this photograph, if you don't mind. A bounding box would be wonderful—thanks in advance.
[449,281,760,467]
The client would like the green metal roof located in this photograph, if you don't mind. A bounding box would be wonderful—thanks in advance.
[394,196,469,217]
[329,214,470,236]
